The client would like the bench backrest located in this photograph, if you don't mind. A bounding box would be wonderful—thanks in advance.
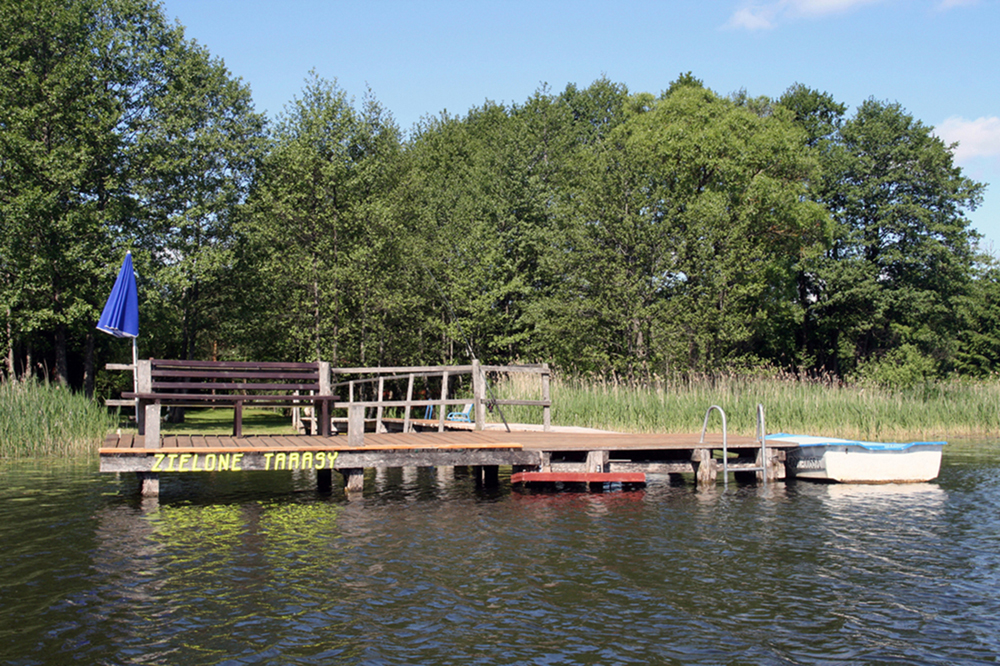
[148,359,322,394]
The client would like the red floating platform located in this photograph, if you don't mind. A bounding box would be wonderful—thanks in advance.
[511,471,646,484]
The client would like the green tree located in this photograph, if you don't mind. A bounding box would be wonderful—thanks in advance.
[0,0,264,390]
[402,103,534,363]
[545,83,826,376]
[802,99,984,376]
[954,255,1000,376]
[238,75,406,365]
[777,83,846,148]
[131,38,266,363]
[401,84,590,365]
[0,0,117,386]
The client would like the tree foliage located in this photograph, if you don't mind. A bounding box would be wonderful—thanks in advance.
[1,8,990,391]
[237,74,408,365]
[798,97,984,377]
[1,0,263,391]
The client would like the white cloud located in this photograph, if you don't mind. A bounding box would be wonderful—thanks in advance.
[937,0,979,9]
[788,0,883,16]
[724,0,885,30]
[725,6,777,29]
[935,116,1000,162]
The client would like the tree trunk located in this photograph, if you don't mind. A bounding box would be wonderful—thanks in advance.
[83,330,95,398]
[25,345,34,382]
[54,324,69,386]
[5,308,14,380]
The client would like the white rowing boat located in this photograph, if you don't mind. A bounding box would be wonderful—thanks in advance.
[766,434,945,483]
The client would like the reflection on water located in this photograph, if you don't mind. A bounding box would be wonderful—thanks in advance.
[2,446,1000,665]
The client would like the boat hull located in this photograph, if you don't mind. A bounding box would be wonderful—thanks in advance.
[767,434,945,483]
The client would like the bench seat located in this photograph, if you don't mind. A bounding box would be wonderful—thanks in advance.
[125,359,337,443]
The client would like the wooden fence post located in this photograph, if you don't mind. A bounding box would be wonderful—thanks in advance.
[376,376,386,433]
[472,360,485,431]
[693,448,717,487]
[348,404,365,447]
[438,370,449,432]
[403,373,414,432]
[318,361,331,436]
[329,367,337,433]
[542,363,551,432]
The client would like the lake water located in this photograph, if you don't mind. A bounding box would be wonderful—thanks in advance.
[2,443,999,665]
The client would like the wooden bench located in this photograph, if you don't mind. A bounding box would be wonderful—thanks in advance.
[123,359,338,446]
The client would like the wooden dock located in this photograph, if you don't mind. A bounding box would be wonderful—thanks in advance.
[100,429,791,496]
[102,360,791,496]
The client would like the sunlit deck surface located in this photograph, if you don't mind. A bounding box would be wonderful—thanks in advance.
[100,429,778,455]
[100,417,799,496]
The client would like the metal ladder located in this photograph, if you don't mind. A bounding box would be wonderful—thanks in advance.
[699,404,769,486]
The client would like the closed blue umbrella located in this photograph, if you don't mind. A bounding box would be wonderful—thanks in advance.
[97,251,139,338]
[97,252,140,391]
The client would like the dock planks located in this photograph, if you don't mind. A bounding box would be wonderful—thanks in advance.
[101,430,769,456]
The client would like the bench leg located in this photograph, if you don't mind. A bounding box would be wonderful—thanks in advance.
[234,400,243,438]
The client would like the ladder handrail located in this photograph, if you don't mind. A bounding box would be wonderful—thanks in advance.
[700,405,729,481]
[700,404,769,486]
[756,403,768,487]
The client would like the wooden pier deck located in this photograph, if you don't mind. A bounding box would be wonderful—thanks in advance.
[102,359,791,496]
[100,429,793,496]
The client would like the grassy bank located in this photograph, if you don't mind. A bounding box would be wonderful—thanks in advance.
[0,381,119,458]
[487,373,1000,440]
[4,372,997,459]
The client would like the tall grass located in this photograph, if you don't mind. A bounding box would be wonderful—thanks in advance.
[486,372,1000,440]
[0,380,119,458]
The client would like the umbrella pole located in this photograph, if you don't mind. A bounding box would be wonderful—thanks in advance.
[132,337,138,396]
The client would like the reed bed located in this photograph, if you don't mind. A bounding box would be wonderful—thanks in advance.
[0,380,119,458]
[485,371,1000,440]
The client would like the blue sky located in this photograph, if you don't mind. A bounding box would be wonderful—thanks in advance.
[160,0,1000,249]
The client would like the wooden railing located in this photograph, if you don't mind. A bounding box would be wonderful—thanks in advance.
[107,360,552,446]
[330,361,552,446]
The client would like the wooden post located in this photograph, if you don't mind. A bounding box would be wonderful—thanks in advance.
[403,373,414,432]
[477,465,499,487]
[138,359,160,449]
[472,359,486,431]
[319,361,331,396]
[343,468,364,494]
[586,450,608,473]
[318,362,331,437]
[693,448,718,487]
[329,367,338,433]
[587,449,608,491]
[761,448,785,483]
[541,363,551,432]
[143,401,161,447]
[348,404,365,447]
[135,360,150,437]
[376,376,386,433]
[138,471,159,496]
[317,468,333,493]
[134,360,160,495]
[233,400,243,437]
[438,370,449,432]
